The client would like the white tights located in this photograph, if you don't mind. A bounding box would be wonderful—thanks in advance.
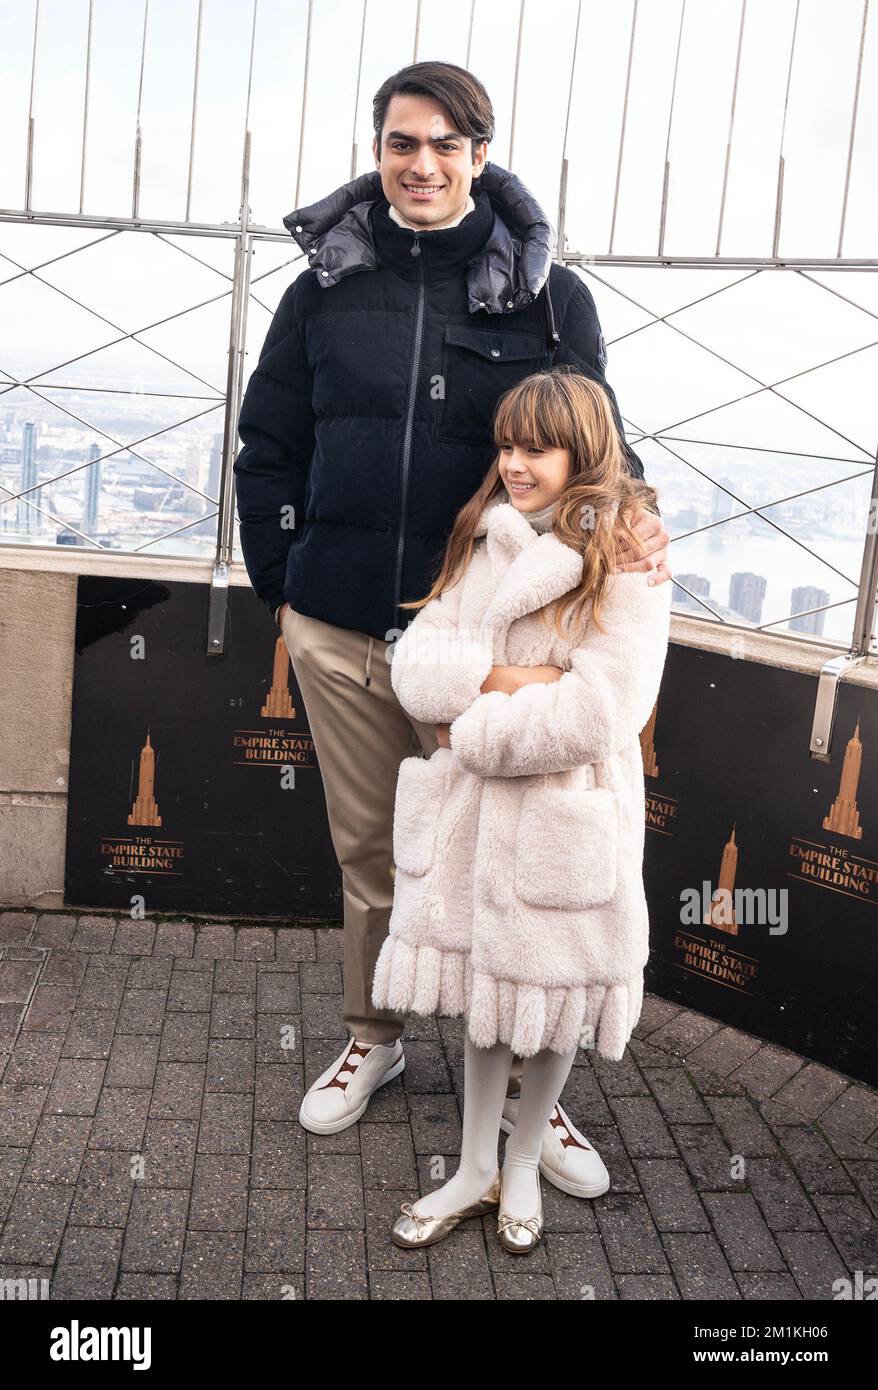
[412,1033,578,1222]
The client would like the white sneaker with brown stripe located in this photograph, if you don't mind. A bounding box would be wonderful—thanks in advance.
[299,1036,405,1134]
[499,1095,610,1199]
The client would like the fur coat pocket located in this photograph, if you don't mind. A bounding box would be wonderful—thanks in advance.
[392,752,452,877]
[514,782,618,910]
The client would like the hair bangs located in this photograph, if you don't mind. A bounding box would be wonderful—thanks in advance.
[492,374,574,454]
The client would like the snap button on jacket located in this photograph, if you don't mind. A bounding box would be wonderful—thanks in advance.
[371,497,672,1061]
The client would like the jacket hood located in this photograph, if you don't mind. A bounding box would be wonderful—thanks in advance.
[283,162,560,339]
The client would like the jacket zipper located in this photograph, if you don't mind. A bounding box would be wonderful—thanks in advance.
[393,232,426,634]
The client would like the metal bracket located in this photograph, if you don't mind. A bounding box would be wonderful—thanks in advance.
[809,652,867,760]
[208,561,230,656]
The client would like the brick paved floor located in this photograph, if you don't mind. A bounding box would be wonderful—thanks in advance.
[0,909,876,1301]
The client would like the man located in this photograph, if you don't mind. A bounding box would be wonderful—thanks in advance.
[234,61,671,1200]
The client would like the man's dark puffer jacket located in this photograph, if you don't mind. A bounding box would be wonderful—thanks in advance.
[234,161,646,641]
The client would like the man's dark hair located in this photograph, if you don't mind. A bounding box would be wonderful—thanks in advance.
[372,61,495,160]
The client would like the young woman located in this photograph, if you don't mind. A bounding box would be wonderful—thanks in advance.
[372,366,672,1253]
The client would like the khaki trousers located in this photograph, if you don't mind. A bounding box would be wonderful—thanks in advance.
[281,604,523,1092]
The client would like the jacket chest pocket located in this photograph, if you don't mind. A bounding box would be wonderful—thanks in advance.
[514,783,618,911]
[392,753,451,877]
[433,324,546,445]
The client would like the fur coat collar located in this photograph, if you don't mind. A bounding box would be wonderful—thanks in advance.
[473,494,584,637]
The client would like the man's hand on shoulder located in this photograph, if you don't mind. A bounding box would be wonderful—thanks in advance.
[614,505,672,585]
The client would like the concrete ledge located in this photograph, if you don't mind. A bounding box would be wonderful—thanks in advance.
[670,610,878,686]
[0,543,255,586]
[2,544,874,679]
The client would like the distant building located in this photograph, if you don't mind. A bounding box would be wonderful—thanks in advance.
[790,586,829,636]
[84,443,101,531]
[17,422,40,534]
[711,478,739,524]
[729,572,767,624]
[204,432,223,504]
[672,573,711,613]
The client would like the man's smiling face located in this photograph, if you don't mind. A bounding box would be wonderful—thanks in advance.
[373,92,487,229]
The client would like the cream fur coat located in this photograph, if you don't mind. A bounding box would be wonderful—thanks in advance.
[371,495,672,1060]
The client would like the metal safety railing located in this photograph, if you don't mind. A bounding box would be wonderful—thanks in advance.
[1,0,876,719]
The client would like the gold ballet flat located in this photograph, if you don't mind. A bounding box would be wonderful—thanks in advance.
[391,1173,501,1249]
[497,1184,544,1254]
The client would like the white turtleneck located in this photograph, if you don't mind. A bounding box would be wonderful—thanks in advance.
[388,193,476,232]
[505,493,557,533]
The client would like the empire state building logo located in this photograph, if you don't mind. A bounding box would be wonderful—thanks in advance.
[128,731,161,826]
[706,823,739,935]
[261,634,297,720]
[640,699,659,778]
[823,717,864,840]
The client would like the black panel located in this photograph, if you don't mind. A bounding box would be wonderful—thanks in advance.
[643,643,878,1088]
[65,576,340,920]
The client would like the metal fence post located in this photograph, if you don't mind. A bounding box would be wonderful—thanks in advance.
[208,132,254,656]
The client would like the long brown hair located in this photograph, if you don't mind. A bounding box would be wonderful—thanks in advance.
[403,366,660,637]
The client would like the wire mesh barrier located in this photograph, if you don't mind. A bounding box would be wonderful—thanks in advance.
[1,0,876,654]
